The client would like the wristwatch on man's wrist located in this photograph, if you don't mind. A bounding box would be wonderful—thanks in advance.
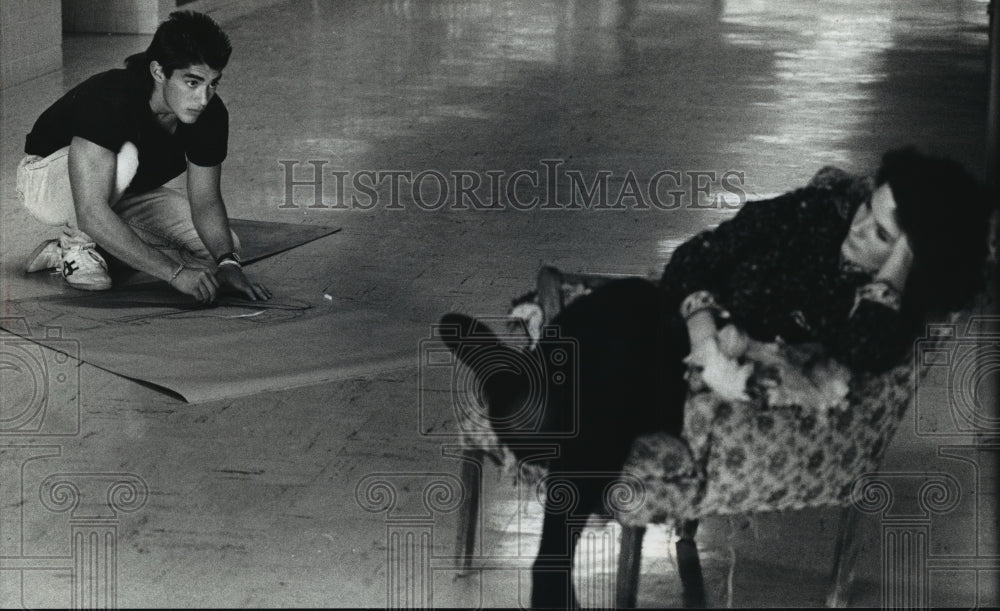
[216,251,242,269]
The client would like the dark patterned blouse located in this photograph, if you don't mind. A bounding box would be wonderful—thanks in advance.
[660,167,916,373]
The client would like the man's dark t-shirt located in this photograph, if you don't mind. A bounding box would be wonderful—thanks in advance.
[24,68,228,195]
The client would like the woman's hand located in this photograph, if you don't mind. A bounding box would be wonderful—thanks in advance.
[686,330,753,401]
[717,324,750,359]
[684,309,718,365]
[685,311,751,358]
[684,334,718,368]
[684,314,753,401]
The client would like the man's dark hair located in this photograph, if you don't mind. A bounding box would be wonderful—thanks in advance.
[124,11,231,93]
[876,146,995,317]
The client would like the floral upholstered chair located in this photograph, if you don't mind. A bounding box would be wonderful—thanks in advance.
[451,265,946,608]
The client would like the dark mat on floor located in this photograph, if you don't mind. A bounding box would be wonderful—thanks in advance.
[1,219,422,403]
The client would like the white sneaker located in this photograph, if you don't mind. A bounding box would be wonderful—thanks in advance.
[60,243,112,291]
[25,239,62,273]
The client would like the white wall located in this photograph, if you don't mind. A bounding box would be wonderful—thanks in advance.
[62,0,175,34]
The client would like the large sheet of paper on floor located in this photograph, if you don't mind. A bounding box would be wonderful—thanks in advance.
[1,220,421,403]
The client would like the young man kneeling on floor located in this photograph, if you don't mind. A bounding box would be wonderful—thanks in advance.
[17,10,270,303]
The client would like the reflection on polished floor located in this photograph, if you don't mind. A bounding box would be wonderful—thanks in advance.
[0,0,996,607]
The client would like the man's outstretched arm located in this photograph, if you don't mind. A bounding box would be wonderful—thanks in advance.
[186,162,271,300]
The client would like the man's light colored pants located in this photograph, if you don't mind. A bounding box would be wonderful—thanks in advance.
[15,143,238,268]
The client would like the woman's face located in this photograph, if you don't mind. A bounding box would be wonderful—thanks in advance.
[840,183,903,272]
